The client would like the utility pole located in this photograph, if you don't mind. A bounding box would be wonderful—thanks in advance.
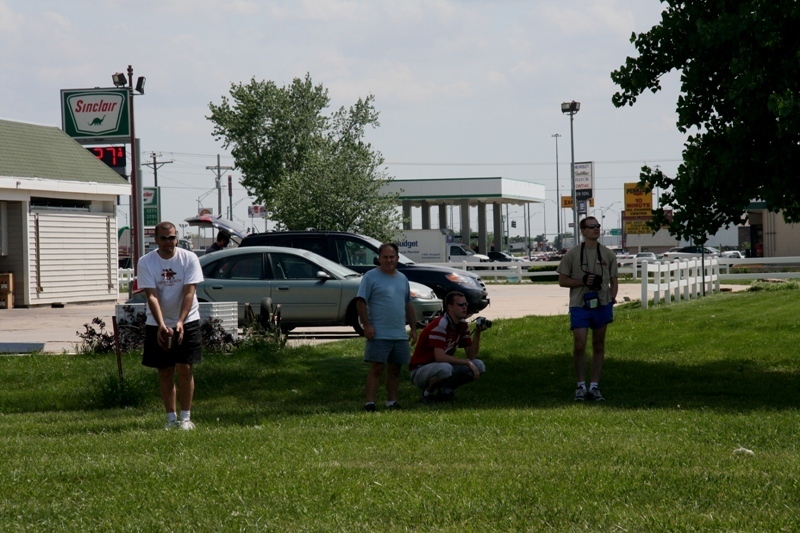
[143,152,173,187]
[206,154,232,218]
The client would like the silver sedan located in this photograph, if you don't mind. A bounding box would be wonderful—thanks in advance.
[197,246,441,334]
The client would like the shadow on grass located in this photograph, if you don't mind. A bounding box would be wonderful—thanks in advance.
[189,345,800,425]
[6,297,800,421]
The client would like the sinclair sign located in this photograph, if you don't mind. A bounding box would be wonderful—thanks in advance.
[61,88,130,143]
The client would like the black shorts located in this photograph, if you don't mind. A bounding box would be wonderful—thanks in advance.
[142,320,202,368]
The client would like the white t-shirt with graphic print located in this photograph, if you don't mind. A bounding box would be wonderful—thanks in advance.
[137,247,203,327]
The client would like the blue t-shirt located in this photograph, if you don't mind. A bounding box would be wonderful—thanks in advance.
[357,268,411,340]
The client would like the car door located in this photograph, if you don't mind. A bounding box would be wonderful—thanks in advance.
[267,252,343,325]
[200,252,270,322]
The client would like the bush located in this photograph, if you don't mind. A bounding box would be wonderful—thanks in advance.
[77,313,241,355]
[747,280,800,292]
[526,264,559,282]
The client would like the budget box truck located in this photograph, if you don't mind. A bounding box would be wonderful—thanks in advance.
[397,229,490,264]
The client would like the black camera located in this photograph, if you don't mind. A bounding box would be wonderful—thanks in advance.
[583,273,603,291]
[475,317,492,330]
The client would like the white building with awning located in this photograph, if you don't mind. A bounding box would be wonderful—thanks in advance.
[383,177,545,253]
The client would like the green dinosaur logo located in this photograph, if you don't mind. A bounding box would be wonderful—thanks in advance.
[88,115,106,126]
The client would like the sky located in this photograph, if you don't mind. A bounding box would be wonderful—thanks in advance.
[0,0,687,241]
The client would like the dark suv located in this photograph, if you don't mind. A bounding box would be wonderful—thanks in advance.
[239,230,490,314]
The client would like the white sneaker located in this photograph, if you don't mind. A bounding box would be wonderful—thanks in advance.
[179,420,196,431]
[164,420,180,430]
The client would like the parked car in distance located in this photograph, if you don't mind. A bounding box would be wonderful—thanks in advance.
[720,250,744,258]
[635,252,658,263]
[487,251,518,262]
[129,246,442,335]
[229,229,490,314]
[661,246,720,260]
[616,253,635,267]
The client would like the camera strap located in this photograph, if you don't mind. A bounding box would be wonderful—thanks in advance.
[580,242,599,275]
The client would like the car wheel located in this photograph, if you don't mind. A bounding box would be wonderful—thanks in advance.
[347,303,365,336]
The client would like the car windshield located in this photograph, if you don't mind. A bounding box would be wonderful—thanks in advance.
[360,234,416,265]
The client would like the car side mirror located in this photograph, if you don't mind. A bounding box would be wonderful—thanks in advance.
[316,271,331,281]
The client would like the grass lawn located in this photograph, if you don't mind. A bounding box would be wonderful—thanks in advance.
[1,288,799,531]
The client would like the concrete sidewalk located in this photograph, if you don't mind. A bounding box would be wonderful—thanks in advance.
[0,283,737,354]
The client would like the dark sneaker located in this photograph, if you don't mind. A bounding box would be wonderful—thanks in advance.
[436,390,455,403]
[574,387,587,402]
[387,403,402,411]
[587,387,605,402]
[420,393,438,405]
[364,403,377,412]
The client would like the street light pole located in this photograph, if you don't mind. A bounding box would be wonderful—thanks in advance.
[552,133,561,239]
[561,101,580,245]
[126,66,142,275]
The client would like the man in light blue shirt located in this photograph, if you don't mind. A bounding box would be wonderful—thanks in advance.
[356,242,418,412]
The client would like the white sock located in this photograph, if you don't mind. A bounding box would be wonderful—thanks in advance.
[166,412,177,423]
[577,382,586,390]
[589,382,599,391]
[386,401,396,407]
[180,410,191,422]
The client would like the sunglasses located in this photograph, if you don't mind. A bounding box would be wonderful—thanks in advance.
[158,235,178,241]
[452,302,468,308]
[583,224,601,229]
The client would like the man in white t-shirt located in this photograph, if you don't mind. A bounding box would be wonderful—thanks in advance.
[137,221,204,430]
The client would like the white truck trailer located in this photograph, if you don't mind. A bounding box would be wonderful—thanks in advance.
[397,229,490,264]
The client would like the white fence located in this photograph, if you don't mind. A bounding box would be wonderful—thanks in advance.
[118,268,134,290]
[116,256,800,309]
[638,258,720,309]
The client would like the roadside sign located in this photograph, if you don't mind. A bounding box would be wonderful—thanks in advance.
[624,182,653,220]
[561,196,594,209]
[574,161,594,200]
[61,88,131,143]
[143,187,160,226]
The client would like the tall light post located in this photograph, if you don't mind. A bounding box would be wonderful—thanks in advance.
[599,201,620,245]
[561,101,580,245]
[551,133,562,239]
[113,66,146,275]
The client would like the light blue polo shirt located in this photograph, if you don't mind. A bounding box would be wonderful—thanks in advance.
[357,268,411,340]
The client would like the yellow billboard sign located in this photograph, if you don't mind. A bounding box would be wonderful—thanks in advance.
[625,220,653,235]
[561,196,594,209]
[624,182,652,219]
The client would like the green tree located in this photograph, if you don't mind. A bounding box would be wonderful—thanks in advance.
[611,1,800,242]
[207,74,400,239]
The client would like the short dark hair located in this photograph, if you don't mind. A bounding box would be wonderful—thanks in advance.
[445,291,466,307]
[217,231,230,244]
[579,217,598,230]
[378,242,399,255]
[155,221,176,235]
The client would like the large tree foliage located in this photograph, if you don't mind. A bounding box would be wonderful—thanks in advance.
[611,1,800,241]
[207,74,400,239]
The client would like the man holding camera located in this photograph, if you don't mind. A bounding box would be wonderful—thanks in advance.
[409,291,488,403]
[557,216,618,402]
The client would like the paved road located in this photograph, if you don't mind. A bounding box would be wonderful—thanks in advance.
[0,283,739,354]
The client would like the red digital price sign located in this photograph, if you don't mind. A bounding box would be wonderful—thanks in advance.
[86,146,126,169]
